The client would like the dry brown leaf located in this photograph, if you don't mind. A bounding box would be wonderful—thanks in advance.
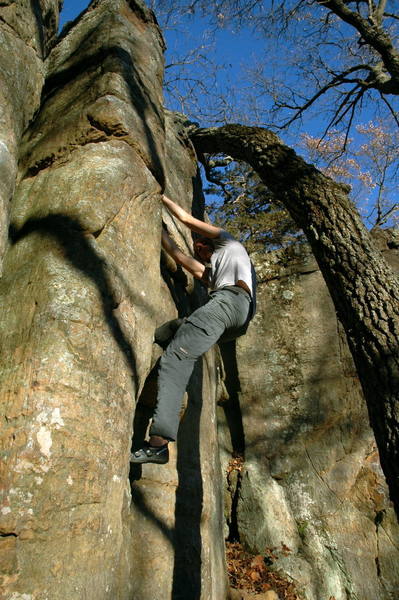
[251,554,266,569]
[226,541,300,599]
[262,582,272,591]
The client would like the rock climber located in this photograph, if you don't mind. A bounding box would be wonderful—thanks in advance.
[131,194,256,465]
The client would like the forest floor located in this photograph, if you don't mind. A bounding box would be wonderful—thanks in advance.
[226,540,300,599]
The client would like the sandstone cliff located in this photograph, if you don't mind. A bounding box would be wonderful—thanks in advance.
[0,1,398,600]
[0,1,226,598]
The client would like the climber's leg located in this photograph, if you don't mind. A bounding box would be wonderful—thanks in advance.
[150,289,252,441]
[130,289,252,464]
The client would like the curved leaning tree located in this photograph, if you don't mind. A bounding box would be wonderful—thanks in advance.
[190,124,399,515]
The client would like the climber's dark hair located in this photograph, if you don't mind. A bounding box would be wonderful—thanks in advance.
[193,236,214,249]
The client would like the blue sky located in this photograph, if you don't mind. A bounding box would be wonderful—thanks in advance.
[57,2,369,140]
[59,1,263,99]
[58,3,276,138]
[58,1,398,228]
[59,1,89,27]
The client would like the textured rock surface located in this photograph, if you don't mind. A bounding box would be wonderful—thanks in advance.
[219,240,399,600]
[0,0,60,270]
[127,111,227,600]
[0,1,226,599]
[1,1,398,599]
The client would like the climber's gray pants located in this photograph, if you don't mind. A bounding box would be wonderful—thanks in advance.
[150,287,253,441]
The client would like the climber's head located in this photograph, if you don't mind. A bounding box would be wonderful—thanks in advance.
[194,237,214,262]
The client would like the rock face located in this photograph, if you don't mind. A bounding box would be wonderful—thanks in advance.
[0,0,60,270]
[0,1,398,599]
[0,1,226,599]
[219,241,399,600]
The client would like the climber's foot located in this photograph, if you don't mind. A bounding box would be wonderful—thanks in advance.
[130,442,169,465]
[154,318,184,348]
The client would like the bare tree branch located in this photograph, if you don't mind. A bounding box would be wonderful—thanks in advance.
[276,65,372,128]
[317,0,399,92]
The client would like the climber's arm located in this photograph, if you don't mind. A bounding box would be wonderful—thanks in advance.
[161,194,221,239]
[162,229,206,281]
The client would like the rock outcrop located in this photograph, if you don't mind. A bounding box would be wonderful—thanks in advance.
[219,240,399,600]
[0,1,398,599]
[0,2,226,598]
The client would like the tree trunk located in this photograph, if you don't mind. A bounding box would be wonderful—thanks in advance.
[190,124,399,516]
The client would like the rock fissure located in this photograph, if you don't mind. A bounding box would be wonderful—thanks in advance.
[304,446,343,504]
[0,531,18,538]
[374,512,384,581]
[86,114,129,138]
[325,545,356,599]
[85,115,163,179]
[90,192,141,241]
[378,517,399,551]
[25,152,69,177]
[24,123,158,182]
[226,459,244,543]
[0,15,23,39]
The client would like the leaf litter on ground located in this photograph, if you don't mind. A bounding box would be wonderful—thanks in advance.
[226,541,300,599]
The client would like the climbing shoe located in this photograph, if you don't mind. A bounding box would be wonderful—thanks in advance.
[130,442,169,465]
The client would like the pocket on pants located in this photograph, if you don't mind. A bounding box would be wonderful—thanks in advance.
[168,311,222,361]
[186,312,216,336]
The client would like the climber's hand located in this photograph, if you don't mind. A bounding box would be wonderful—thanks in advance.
[161,194,221,239]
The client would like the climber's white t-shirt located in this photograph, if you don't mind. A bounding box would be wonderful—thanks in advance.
[209,231,256,309]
